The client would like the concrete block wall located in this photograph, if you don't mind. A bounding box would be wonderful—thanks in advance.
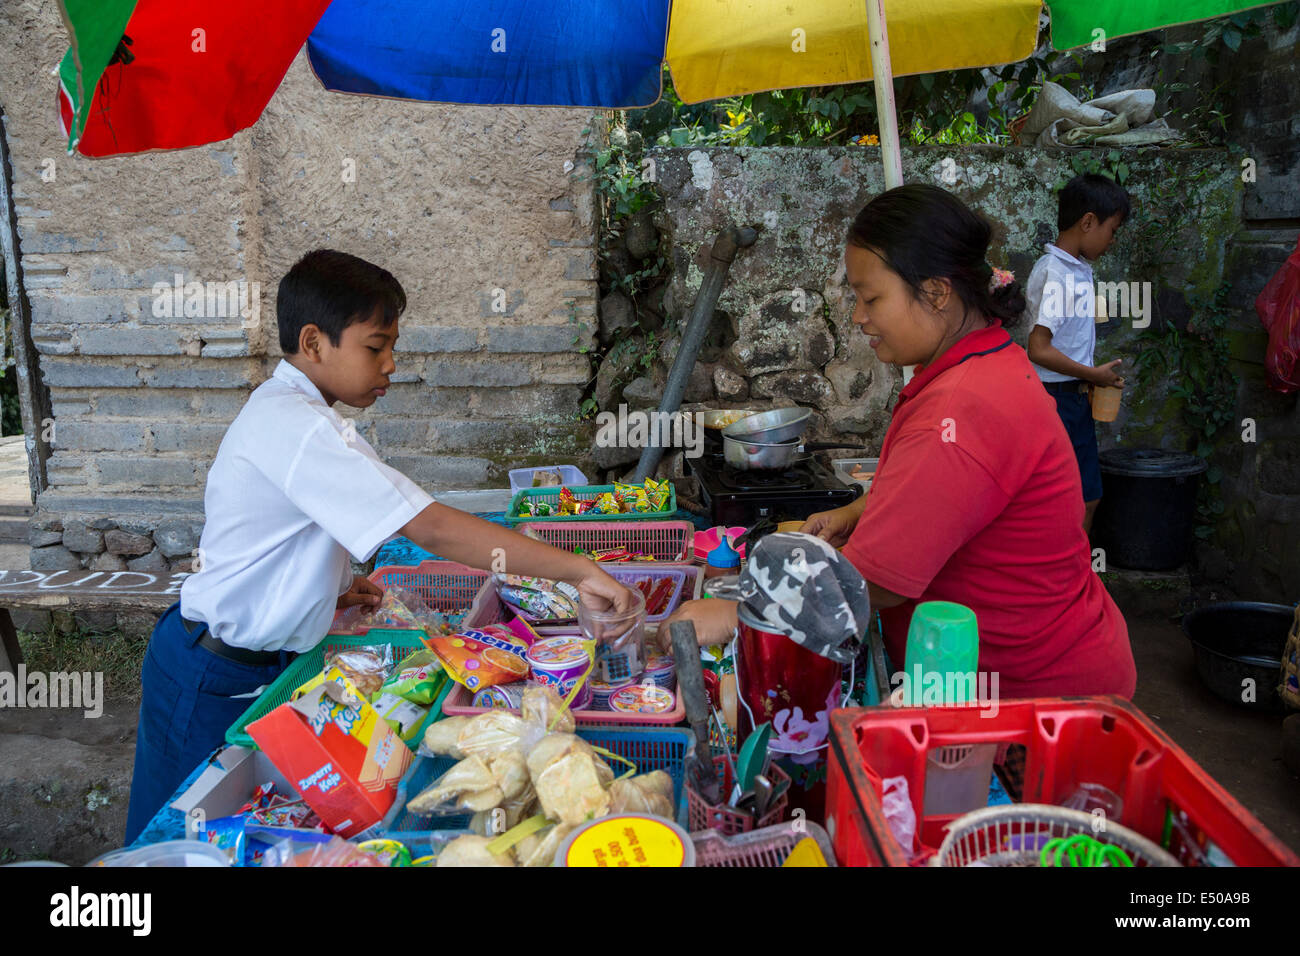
[1,1,605,571]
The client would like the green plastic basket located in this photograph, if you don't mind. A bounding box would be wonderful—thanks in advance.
[505,483,676,526]
[224,629,451,750]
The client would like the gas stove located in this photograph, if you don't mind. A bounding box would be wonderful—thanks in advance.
[689,452,861,528]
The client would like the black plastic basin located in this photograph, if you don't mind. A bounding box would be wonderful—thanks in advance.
[1181,602,1295,714]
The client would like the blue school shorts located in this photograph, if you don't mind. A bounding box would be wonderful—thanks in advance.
[1050,389,1103,501]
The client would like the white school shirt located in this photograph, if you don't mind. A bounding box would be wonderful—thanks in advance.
[1023,243,1096,383]
[180,360,434,652]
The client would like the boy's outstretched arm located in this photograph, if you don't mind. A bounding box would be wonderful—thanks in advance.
[1027,326,1124,386]
[399,502,633,612]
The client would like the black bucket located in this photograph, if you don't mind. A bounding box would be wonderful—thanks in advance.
[1181,602,1294,713]
[1092,448,1207,571]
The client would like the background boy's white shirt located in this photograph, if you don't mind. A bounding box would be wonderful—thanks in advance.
[1024,243,1096,383]
[180,360,434,652]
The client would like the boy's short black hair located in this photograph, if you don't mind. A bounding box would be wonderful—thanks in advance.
[277,250,406,354]
[1057,173,1131,232]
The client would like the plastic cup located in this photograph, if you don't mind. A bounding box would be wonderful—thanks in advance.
[1091,384,1124,422]
[580,587,646,683]
[901,601,980,706]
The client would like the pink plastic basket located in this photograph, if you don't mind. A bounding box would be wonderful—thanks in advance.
[516,520,695,564]
[465,564,699,631]
[329,560,490,635]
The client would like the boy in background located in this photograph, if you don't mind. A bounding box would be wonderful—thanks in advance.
[1026,174,1130,534]
[125,250,632,842]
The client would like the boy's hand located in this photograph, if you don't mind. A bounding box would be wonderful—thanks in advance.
[573,563,638,615]
[1090,359,1125,388]
[337,574,383,610]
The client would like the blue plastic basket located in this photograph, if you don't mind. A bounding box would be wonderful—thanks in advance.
[379,726,694,844]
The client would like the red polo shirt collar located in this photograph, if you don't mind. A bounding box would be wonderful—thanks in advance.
[896,321,1012,409]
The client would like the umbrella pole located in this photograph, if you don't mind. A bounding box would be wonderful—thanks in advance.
[864,0,904,189]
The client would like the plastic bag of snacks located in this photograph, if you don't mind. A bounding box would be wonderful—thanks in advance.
[321,645,394,698]
[496,574,581,623]
[378,649,444,705]
[425,619,540,691]
[614,477,670,514]
[260,833,385,868]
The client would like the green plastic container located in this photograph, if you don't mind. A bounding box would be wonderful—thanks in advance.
[224,629,450,750]
[901,601,980,706]
[505,483,676,526]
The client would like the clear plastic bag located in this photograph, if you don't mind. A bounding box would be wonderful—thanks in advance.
[1256,237,1300,394]
[322,644,394,699]
[259,834,384,868]
[881,775,918,860]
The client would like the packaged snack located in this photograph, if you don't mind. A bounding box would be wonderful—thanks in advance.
[473,682,526,709]
[592,492,621,515]
[356,839,413,867]
[590,677,633,711]
[558,486,578,514]
[322,645,393,698]
[496,574,581,623]
[379,649,445,705]
[203,815,247,865]
[608,684,675,715]
[261,834,386,868]
[425,626,531,691]
[634,576,678,616]
[527,637,595,710]
[371,691,430,743]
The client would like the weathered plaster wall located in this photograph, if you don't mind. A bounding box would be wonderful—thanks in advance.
[0,1,601,574]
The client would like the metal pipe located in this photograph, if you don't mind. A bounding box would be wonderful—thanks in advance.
[631,224,758,483]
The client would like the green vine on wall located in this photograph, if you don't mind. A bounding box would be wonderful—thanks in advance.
[571,117,671,421]
[1131,284,1238,537]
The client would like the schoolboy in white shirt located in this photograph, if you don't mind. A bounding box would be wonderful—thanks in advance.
[1025,174,1130,534]
[125,250,632,842]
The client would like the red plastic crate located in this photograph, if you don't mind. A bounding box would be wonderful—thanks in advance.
[516,520,695,564]
[825,696,1300,868]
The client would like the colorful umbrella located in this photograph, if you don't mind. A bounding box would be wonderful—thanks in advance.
[56,0,1286,163]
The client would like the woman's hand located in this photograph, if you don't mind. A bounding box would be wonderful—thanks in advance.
[799,504,860,548]
[337,574,383,610]
[659,598,739,651]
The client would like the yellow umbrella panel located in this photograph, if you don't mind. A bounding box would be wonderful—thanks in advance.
[667,0,1043,104]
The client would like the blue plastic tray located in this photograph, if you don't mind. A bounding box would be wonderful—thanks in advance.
[380,726,694,843]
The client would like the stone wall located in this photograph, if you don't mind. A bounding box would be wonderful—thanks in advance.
[630,143,1237,440]
[1,1,603,575]
[1077,18,1300,599]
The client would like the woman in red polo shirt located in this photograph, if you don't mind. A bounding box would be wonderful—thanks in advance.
[667,184,1135,699]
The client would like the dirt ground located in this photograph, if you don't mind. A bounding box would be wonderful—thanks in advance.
[1,610,1297,865]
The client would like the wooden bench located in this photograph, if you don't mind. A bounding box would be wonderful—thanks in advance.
[0,569,188,673]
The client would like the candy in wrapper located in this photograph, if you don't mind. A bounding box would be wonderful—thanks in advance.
[379,649,444,705]
[425,625,531,691]
[558,486,579,514]
[593,492,621,515]
[496,575,581,622]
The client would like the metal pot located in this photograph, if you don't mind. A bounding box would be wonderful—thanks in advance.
[724,435,865,470]
[722,407,812,444]
[700,409,759,431]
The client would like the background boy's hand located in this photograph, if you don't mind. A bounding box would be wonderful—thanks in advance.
[337,574,383,610]
[800,505,859,548]
[1090,359,1125,388]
